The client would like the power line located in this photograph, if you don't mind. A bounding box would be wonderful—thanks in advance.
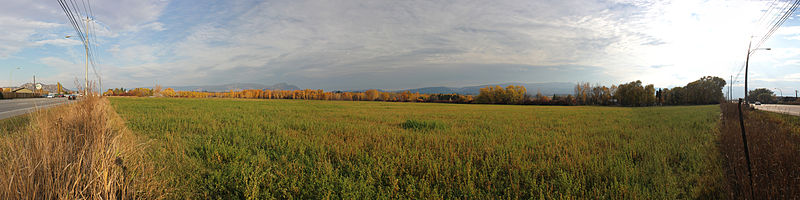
[753,1,799,51]
[58,0,103,94]
[731,0,800,90]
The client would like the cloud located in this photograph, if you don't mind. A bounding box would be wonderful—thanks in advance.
[33,38,82,46]
[88,0,169,33]
[0,0,169,59]
[0,16,62,57]
[777,26,800,36]
[6,0,800,91]
[109,0,663,88]
[154,0,768,89]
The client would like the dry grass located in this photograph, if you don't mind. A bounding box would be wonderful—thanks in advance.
[719,103,800,199]
[0,97,164,199]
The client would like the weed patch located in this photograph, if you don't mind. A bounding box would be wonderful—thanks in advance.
[401,119,447,131]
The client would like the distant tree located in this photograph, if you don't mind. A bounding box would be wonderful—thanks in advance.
[574,82,591,105]
[748,88,775,103]
[476,85,526,104]
[162,88,176,97]
[613,80,655,106]
[659,76,726,105]
[600,86,612,105]
[365,89,379,101]
[153,84,163,97]
[656,88,663,105]
[400,91,411,102]
[379,92,390,101]
[645,84,656,105]
[507,85,526,104]
[684,76,726,104]
[565,95,576,105]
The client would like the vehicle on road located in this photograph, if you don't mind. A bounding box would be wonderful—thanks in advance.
[46,94,54,98]
[68,95,77,100]
[755,101,761,105]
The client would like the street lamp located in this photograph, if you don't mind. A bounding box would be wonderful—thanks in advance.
[744,38,771,102]
[66,32,89,96]
[774,88,783,97]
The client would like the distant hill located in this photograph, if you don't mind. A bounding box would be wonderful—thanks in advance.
[399,82,575,96]
[18,82,72,93]
[166,82,300,92]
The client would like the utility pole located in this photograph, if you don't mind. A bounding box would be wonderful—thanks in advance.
[84,17,90,96]
[743,37,771,103]
[729,75,733,101]
[745,40,751,102]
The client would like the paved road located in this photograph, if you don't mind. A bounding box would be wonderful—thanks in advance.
[0,98,71,120]
[753,104,800,117]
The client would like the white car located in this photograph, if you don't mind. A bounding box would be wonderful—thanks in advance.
[46,95,54,98]
[754,101,761,105]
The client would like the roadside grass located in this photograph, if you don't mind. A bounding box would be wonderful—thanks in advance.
[719,103,800,199]
[0,114,30,134]
[110,97,725,199]
[762,110,800,136]
[0,97,164,199]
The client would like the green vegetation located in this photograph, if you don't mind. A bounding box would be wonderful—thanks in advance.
[111,97,725,199]
[0,115,30,134]
[400,119,447,131]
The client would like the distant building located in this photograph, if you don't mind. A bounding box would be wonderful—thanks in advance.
[12,88,34,93]
[778,96,797,102]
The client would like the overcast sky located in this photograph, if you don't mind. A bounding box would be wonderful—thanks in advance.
[2,0,799,97]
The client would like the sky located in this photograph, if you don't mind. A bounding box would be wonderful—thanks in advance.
[1,0,799,98]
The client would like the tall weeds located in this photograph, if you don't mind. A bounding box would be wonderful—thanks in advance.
[719,103,800,199]
[0,97,163,199]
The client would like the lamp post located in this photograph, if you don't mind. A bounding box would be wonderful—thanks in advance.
[744,38,771,102]
[774,88,783,97]
[66,29,89,96]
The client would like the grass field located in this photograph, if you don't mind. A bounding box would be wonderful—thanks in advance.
[110,97,725,199]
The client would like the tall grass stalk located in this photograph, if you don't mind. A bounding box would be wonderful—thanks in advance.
[0,97,163,199]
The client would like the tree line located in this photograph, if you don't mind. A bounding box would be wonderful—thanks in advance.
[104,87,475,103]
[472,76,726,106]
[104,76,727,106]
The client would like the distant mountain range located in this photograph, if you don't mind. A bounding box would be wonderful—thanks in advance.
[398,82,576,96]
[167,83,300,92]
